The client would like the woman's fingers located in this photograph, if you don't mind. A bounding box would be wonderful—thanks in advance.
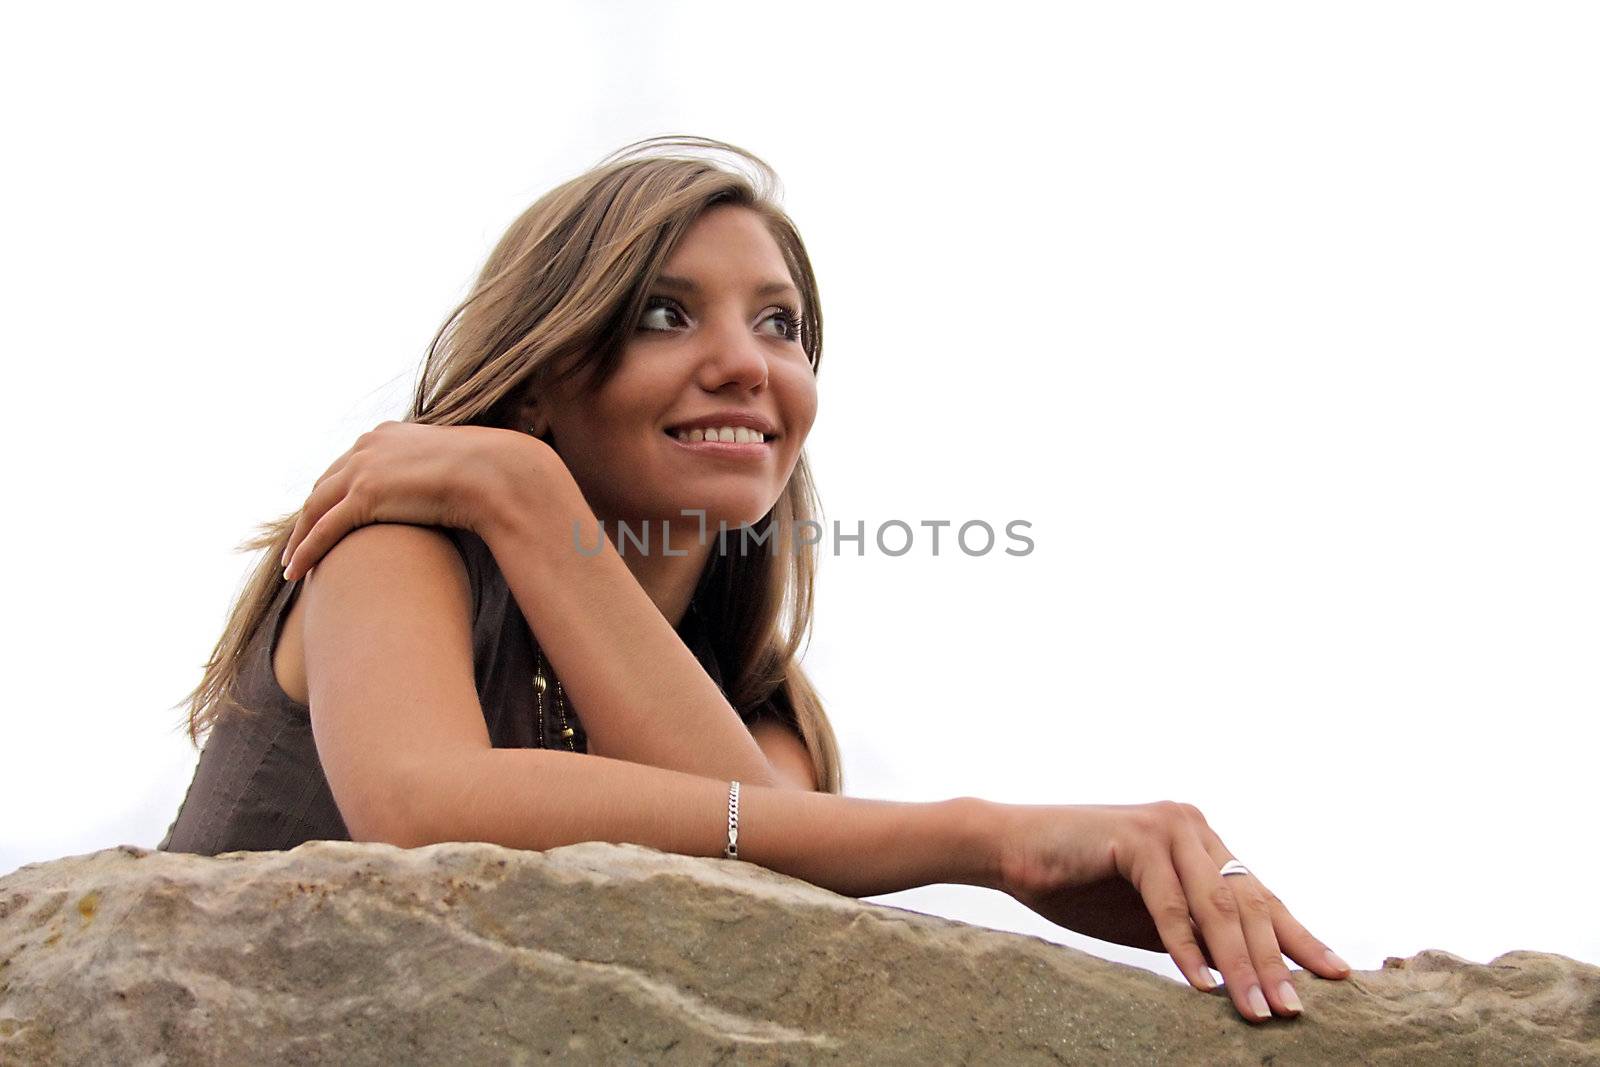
[283,495,365,583]
[1193,822,1351,982]
[282,443,359,571]
[1170,833,1276,1022]
[1265,897,1350,979]
[1213,860,1302,1017]
[1124,849,1219,994]
[1190,921,1219,973]
[282,465,368,581]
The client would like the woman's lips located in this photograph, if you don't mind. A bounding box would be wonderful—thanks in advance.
[663,429,772,458]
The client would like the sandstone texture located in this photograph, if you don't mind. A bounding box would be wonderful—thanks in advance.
[0,841,1595,1065]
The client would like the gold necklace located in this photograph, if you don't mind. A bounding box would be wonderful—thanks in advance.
[533,645,576,750]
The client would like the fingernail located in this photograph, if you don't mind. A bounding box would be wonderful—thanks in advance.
[1325,950,1351,973]
[1247,985,1270,1020]
[1278,979,1302,1013]
[1196,969,1217,991]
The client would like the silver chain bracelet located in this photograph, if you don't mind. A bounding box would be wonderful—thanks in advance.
[723,779,741,860]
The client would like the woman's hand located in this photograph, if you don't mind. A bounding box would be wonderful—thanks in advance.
[995,800,1350,1023]
[280,421,556,582]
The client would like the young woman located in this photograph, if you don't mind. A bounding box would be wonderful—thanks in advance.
[160,135,1350,1023]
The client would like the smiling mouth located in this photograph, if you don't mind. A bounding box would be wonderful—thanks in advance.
[663,427,775,445]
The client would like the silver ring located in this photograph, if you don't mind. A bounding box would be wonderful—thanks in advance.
[1219,859,1251,878]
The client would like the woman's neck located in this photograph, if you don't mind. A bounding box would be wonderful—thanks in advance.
[597,514,714,630]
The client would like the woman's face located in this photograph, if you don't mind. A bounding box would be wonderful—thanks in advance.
[537,203,818,534]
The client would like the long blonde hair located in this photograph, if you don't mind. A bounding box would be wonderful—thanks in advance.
[174,135,843,794]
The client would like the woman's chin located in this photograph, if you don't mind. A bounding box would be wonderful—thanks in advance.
[606,496,775,541]
[687,502,774,533]
[677,497,782,540]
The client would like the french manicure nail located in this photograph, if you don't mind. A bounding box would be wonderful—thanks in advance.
[1278,980,1302,1013]
[1247,985,1270,1020]
[1325,950,1351,973]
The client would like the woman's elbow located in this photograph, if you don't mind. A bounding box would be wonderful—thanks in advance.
[339,760,440,849]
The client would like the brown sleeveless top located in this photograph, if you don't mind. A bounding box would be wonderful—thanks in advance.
[158,526,762,855]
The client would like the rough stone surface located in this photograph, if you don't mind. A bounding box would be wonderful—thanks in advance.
[0,841,1594,1065]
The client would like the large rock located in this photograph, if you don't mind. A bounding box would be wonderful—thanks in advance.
[0,841,1594,1064]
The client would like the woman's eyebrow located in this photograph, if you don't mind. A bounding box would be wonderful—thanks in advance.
[655,274,800,301]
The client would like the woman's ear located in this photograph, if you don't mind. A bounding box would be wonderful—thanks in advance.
[515,393,552,439]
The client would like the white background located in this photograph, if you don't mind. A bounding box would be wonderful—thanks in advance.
[3,2,1595,985]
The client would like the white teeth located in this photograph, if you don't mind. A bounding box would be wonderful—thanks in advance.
[673,426,768,444]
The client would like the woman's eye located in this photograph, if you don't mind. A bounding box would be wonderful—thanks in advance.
[763,307,805,342]
[639,298,685,331]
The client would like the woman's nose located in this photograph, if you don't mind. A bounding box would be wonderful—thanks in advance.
[697,319,769,392]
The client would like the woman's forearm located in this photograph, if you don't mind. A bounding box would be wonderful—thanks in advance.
[475,472,783,787]
[404,746,1004,897]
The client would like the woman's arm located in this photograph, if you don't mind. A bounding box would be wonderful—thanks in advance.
[411,749,998,897]
[300,522,1346,1021]
[473,466,785,787]
[281,422,790,789]
[299,519,997,896]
